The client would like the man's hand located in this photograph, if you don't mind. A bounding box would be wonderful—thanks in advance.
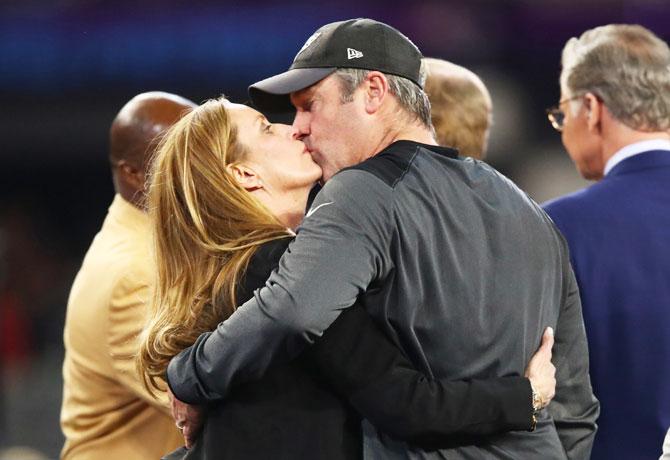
[168,387,204,449]
[524,327,556,409]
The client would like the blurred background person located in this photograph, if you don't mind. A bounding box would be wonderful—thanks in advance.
[543,24,670,460]
[60,92,196,460]
[423,57,492,159]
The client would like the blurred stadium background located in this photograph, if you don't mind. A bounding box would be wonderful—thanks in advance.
[1,0,667,457]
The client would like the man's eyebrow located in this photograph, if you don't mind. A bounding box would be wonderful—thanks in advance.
[291,88,314,106]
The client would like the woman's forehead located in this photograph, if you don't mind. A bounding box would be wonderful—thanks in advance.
[226,102,262,122]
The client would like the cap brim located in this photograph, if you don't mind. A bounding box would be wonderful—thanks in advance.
[249,67,336,113]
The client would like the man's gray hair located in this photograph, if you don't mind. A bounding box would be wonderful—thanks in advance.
[560,24,670,132]
[333,61,433,129]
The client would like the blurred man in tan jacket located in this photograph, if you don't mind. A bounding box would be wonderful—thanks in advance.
[423,57,492,160]
[60,92,195,460]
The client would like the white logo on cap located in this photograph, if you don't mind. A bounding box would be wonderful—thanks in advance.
[295,32,322,59]
[347,48,364,59]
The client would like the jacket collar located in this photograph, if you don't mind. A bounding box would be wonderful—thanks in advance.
[607,148,670,178]
[381,140,459,159]
[605,139,670,176]
[108,194,149,231]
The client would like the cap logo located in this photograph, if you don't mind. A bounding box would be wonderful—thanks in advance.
[295,32,322,59]
[347,48,364,60]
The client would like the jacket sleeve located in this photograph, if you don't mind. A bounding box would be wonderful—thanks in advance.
[167,171,394,404]
[548,251,600,459]
[306,304,533,449]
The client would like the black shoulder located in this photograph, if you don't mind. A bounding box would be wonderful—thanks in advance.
[237,237,292,302]
[253,237,292,266]
[344,142,417,188]
[343,140,458,188]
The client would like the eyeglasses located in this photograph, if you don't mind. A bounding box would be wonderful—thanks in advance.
[546,95,584,132]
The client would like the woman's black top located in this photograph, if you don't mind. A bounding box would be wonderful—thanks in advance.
[165,238,532,460]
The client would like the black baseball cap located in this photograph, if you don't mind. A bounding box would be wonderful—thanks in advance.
[249,18,424,113]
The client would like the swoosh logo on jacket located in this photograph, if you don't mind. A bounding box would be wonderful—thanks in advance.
[305,202,333,219]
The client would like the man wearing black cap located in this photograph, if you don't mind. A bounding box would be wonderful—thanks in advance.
[168,19,598,459]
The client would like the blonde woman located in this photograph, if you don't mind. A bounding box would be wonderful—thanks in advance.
[138,98,555,459]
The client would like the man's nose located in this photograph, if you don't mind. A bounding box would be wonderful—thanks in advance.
[292,112,309,140]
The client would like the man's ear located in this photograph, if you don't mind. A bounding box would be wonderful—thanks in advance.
[226,163,263,191]
[363,71,389,114]
[117,160,144,191]
[584,92,602,133]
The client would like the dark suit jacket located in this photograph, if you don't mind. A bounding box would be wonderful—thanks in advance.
[543,149,670,460]
[165,238,532,459]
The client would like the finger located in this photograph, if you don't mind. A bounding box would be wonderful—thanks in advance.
[183,425,196,449]
[172,400,188,422]
[539,327,555,354]
[168,389,177,418]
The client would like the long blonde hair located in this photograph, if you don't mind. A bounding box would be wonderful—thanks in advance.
[138,97,291,392]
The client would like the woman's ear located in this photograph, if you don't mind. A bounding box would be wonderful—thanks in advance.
[226,163,263,191]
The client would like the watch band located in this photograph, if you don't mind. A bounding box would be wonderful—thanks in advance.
[529,383,542,432]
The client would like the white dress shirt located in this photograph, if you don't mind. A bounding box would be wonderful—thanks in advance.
[660,427,670,459]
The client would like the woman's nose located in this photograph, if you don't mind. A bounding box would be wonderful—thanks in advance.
[274,123,297,139]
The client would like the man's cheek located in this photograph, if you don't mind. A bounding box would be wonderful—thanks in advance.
[311,152,326,167]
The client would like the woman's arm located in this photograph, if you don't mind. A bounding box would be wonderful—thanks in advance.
[305,304,554,449]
